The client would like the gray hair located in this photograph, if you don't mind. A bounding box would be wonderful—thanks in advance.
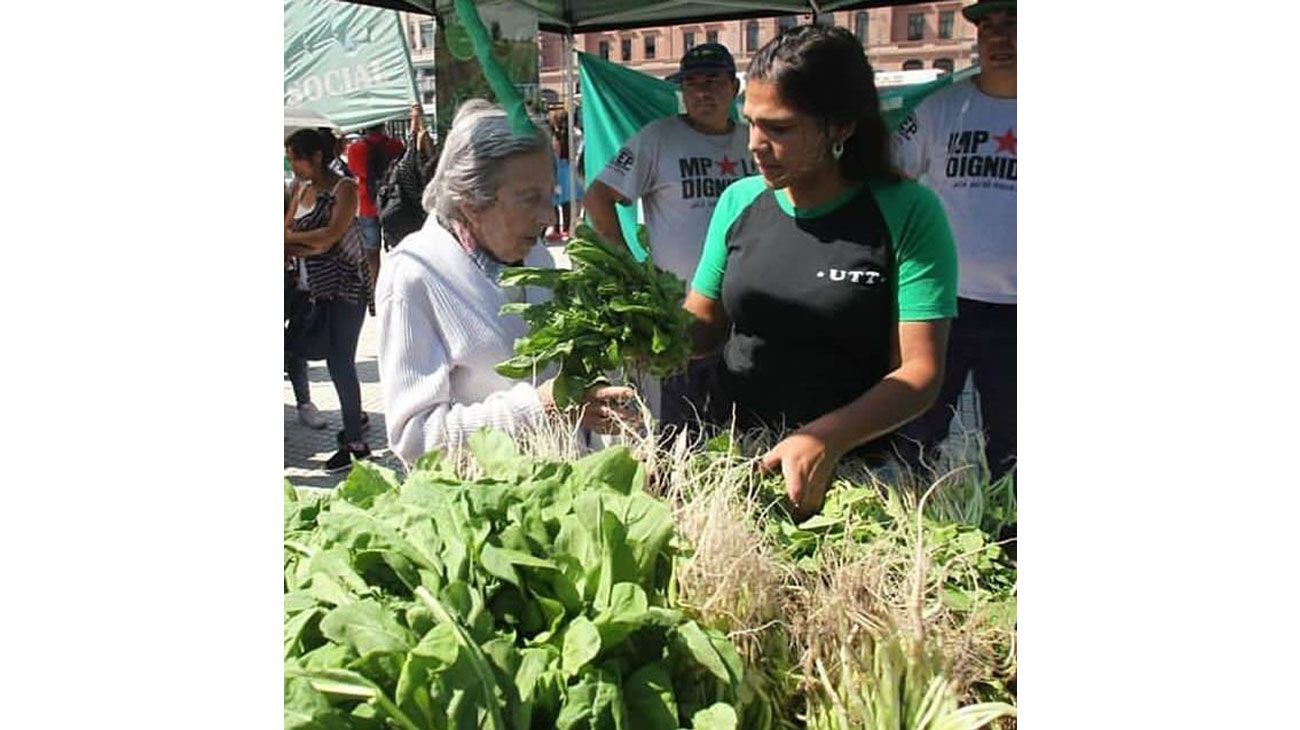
[423,100,551,228]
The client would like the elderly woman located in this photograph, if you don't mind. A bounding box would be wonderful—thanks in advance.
[376,100,633,465]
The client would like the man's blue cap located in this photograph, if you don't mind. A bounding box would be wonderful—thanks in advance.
[666,43,737,83]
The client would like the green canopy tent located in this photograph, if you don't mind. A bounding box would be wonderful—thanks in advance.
[284,0,421,133]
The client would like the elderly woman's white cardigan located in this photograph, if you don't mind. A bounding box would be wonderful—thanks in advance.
[376,218,558,465]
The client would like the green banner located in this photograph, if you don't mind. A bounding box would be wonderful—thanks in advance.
[434,2,539,146]
[577,51,979,259]
[284,0,416,132]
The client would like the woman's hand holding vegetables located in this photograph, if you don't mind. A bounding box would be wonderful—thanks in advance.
[538,380,638,434]
[760,428,846,520]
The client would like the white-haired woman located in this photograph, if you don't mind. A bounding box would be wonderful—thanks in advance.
[376,100,633,465]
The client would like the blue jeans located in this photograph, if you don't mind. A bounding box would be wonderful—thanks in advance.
[357,216,382,252]
[285,296,368,443]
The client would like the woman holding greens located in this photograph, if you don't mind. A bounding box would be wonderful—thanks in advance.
[685,25,959,517]
[376,101,633,466]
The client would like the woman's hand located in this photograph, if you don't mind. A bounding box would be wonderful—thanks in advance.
[759,321,951,519]
[760,429,847,520]
[577,385,638,434]
[538,381,638,434]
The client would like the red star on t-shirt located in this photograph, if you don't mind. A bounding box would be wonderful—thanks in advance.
[717,155,739,176]
[994,128,1017,155]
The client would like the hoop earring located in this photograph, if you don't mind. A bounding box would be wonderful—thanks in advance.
[831,140,845,160]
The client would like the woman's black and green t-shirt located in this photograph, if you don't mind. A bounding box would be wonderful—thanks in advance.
[691,175,957,430]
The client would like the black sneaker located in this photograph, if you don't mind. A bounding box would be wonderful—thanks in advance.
[325,444,371,473]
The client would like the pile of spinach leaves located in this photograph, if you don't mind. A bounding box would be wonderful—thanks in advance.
[494,224,695,407]
[285,432,758,730]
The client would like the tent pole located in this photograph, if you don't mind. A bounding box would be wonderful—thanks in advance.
[565,30,577,235]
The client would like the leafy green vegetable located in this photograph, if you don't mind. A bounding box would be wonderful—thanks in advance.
[692,703,739,730]
[285,434,1017,729]
[495,223,695,407]
[285,440,746,729]
[745,468,1016,601]
[561,616,602,677]
[672,621,732,685]
[622,662,678,730]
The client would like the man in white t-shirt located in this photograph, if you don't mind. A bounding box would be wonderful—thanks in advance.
[586,42,754,427]
[894,0,1017,482]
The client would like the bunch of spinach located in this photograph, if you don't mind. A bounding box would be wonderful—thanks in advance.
[743,476,1015,618]
[670,429,1014,607]
[284,432,758,730]
[494,223,695,407]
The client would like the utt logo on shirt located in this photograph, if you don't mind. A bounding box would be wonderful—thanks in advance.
[944,128,1016,181]
[816,268,886,285]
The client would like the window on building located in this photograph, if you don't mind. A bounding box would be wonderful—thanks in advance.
[778,16,797,34]
[745,20,759,51]
[621,37,632,61]
[907,13,924,41]
[934,58,954,74]
[854,11,868,42]
[419,21,434,49]
[706,29,719,45]
[422,91,435,104]
[939,10,955,39]
[644,35,656,59]
[683,31,695,51]
[902,59,924,70]
[598,40,610,60]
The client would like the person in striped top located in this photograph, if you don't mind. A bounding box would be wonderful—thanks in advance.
[284,129,373,472]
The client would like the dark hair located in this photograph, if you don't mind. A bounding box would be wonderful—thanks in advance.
[285,128,327,166]
[316,127,341,155]
[746,24,899,182]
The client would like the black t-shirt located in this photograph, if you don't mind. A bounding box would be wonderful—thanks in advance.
[692,176,958,433]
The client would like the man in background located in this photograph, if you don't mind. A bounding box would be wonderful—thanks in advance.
[347,123,405,296]
[894,0,1017,483]
[584,43,754,427]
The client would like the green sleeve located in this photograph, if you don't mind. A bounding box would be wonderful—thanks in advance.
[870,179,958,321]
[691,176,768,300]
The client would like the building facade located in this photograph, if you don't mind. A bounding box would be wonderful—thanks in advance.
[401,12,438,108]
[538,2,978,99]
[398,3,978,110]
